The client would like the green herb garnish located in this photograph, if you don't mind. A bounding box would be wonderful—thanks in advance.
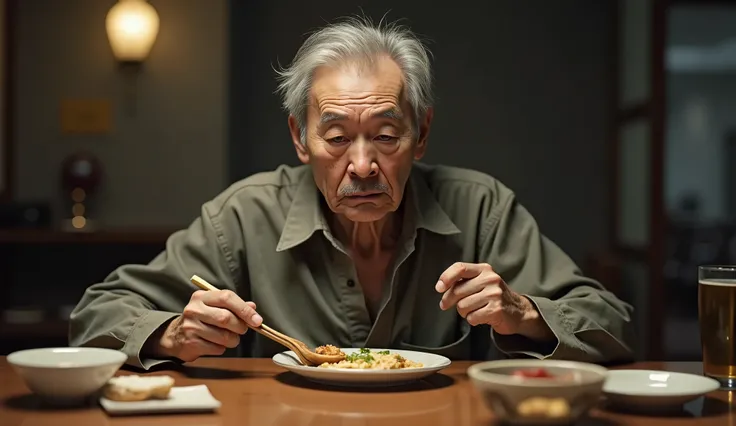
[345,347,378,363]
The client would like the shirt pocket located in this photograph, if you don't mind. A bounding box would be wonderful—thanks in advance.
[397,320,472,359]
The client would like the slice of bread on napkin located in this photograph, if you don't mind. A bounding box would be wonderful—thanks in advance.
[103,375,175,402]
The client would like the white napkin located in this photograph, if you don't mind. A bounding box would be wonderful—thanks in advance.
[99,385,221,415]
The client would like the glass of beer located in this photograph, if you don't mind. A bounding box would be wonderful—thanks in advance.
[699,265,736,388]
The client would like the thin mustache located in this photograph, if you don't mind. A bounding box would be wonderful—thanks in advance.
[340,182,389,196]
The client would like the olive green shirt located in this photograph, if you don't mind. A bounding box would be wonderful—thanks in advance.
[69,162,634,370]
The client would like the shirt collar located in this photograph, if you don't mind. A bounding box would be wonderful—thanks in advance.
[275,165,460,252]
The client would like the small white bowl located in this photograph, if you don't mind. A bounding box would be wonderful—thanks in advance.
[8,347,128,405]
[467,359,608,425]
[603,369,721,411]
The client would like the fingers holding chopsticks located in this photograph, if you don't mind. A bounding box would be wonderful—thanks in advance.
[191,289,262,331]
[189,275,263,328]
[150,281,263,362]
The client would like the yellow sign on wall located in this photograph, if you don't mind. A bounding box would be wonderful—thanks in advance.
[60,99,112,134]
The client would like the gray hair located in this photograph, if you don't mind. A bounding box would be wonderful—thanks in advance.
[274,15,434,143]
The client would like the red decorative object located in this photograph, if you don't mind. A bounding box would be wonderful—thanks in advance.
[60,152,103,194]
[59,152,104,231]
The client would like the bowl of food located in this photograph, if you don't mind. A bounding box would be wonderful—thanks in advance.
[467,359,608,425]
[8,347,128,405]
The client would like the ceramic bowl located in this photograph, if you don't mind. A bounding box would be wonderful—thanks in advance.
[467,359,608,425]
[603,369,720,412]
[8,347,128,405]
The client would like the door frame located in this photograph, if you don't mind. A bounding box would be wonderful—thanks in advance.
[612,0,736,360]
[610,0,666,360]
[0,0,14,202]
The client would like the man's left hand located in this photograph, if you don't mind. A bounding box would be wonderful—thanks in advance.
[435,262,554,340]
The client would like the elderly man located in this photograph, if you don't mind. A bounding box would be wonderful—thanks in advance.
[69,17,634,370]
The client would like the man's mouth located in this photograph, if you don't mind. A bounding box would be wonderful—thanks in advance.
[346,191,383,198]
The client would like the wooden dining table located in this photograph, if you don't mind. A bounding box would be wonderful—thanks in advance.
[1,357,734,425]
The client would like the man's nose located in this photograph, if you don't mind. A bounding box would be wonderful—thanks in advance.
[347,139,379,179]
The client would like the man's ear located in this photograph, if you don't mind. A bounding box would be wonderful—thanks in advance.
[414,107,434,160]
[288,115,310,164]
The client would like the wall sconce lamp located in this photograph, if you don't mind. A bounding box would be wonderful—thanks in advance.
[105,0,160,67]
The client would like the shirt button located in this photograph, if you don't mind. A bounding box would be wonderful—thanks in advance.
[347,279,356,288]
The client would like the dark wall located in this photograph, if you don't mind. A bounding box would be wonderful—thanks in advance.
[229,0,616,264]
[14,0,228,228]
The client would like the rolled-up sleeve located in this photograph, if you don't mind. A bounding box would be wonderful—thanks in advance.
[481,193,635,363]
[68,201,242,370]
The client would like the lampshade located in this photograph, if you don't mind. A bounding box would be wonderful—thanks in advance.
[105,0,160,63]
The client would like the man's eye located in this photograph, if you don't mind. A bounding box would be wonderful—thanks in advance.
[375,135,397,142]
[328,136,348,143]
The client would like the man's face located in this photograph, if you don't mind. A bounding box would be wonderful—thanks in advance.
[289,56,433,223]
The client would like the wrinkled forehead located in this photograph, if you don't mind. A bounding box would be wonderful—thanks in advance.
[308,57,410,117]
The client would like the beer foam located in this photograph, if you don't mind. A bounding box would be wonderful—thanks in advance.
[699,279,736,286]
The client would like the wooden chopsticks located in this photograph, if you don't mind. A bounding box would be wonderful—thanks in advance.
[189,275,312,365]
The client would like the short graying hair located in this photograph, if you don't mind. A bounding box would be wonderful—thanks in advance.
[274,15,434,143]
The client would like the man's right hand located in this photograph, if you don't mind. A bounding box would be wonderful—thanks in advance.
[152,290,263,362]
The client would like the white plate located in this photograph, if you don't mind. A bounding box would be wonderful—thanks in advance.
[99,385,221,415]
[603,369,720,410]
[272,348,451,386]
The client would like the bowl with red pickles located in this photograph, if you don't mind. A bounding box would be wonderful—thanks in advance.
[467,359,608,425]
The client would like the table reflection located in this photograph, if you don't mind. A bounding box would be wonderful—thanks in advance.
[701,390,736,419]
[105,419,224,426]
[240,372,486,426]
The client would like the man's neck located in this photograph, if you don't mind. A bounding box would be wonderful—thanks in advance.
[329,208,402,260]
